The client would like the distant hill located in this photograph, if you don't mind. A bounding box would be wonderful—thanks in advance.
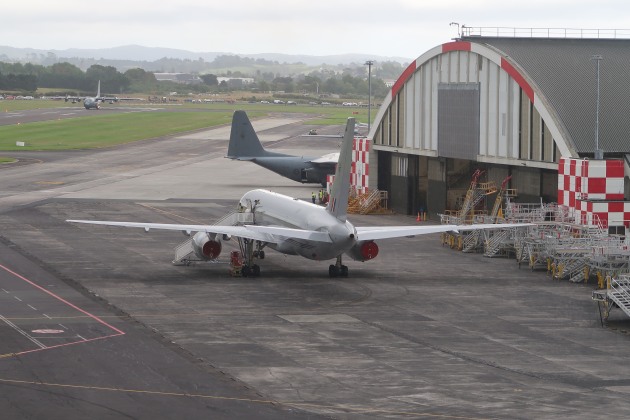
[0,45,411,66]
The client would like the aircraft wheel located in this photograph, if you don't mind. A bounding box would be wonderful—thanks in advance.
[252,264,261,277]
[259,251,265,259]
[340,265,348,277]
[329,265,339,278]
[242,265,251,277]
[253,251,259,258]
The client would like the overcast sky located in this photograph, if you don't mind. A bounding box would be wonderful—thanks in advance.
[3,0,627,59]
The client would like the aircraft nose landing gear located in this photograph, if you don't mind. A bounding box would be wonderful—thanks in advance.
[329,255,348,278]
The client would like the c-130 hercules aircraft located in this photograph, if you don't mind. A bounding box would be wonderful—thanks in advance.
[68,112,529,277]
[226,111,338,187]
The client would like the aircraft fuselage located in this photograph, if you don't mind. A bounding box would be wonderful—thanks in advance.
[252,157,332,186]
[84,97,99,110]
[239,189,355,260]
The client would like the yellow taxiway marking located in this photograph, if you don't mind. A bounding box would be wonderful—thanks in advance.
[139,203,205,224]
[0,377,493,419]
[35,181,65,185]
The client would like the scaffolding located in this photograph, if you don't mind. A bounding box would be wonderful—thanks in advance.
[440,170,498,251]
[593,274,630,322]
[347,190,391,215]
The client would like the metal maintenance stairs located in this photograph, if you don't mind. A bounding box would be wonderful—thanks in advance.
[172,211,254,265]
[483,229,511,257]
[609,277,630,318]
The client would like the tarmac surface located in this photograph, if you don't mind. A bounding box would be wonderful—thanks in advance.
[0,104,168,126]
[1,112,630,419]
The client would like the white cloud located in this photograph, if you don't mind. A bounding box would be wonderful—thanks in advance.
[1,0,628,57]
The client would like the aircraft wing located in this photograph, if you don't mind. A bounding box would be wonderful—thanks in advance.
[308,153,339,165]
[67,220,278,243]
[356,223,532,241]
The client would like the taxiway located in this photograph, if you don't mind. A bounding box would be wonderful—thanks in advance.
[1,113,630,418]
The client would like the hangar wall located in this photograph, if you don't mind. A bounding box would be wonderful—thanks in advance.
[370,41,566,216]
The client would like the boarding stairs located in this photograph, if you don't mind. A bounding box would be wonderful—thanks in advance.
[172,211,254,265]
[609,277,630,318]
[348,190,389,214]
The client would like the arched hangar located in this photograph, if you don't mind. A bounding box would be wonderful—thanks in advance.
[368,33,630,216]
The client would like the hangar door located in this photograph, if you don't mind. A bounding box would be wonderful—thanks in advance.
[437,83,480,160]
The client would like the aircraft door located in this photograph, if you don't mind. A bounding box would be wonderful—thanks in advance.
[300,169,308,182]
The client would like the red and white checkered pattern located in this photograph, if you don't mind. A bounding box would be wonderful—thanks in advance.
[558,157,627,227]
[326,137,370,194]
[558,158,624,204]
[575,200,630,228]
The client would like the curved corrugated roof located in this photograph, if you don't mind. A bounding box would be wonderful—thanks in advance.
[463,37,630,155]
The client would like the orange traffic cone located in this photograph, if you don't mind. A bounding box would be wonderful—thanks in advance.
[416,212,421,222]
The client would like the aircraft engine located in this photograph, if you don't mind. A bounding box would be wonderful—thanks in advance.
[191,232,222,260]
[346,240,379,262]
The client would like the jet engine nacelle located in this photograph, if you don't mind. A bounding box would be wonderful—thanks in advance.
[346,240,379,262]
[191,232,222,260]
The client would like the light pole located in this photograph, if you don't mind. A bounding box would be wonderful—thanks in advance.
[591,54,603,159]
[365,60,374,134]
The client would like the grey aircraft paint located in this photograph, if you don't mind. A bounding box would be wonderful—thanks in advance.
[226,110,336,186]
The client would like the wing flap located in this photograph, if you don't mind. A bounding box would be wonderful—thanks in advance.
[66,220,278,243]
[356,223,532,241]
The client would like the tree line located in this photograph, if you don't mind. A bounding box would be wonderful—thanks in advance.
[0,60,391,99]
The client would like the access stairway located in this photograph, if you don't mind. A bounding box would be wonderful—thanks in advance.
[172,211,254,265]
[593,275,630,321]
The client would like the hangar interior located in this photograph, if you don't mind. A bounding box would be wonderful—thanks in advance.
[368,30,630,218]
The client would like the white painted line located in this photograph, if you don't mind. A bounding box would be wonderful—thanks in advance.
[0,314,46,349]
[76,334,86,341]
[43,313,52,319]
[14,296,22,302]
[27,304,37,311]
[58,323,67,330]
[61,113,76,116]
[2,288,9,293]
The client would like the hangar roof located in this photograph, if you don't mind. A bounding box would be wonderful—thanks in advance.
[463,37,630,155]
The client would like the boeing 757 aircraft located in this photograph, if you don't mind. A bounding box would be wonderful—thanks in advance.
[68,113,530,277]
[227,111,338,186]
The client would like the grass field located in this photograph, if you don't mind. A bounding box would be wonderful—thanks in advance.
[0,100,372,151]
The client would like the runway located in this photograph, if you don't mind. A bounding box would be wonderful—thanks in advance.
[0,104,165,126]
[1,113,630,418]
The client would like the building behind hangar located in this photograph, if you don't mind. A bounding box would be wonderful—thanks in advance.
[368,28,630,217]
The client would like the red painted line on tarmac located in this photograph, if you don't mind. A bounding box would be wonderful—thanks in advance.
[0,263,125,336]
[12,333,123,357]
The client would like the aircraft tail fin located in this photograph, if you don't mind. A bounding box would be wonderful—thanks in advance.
[325,117,355,222]
[227,110,284,159]
[96,80,101,98]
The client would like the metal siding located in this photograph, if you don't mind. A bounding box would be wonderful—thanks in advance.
[423,63,432,151]
[466,37,630,154]
[430,62,439,151]
[405,80,414,148]
[532,107,542,161]
[414,69,422,149]
[437,83,480,160]
[520,91,530,159]
[487,62,499,157]
[498,69,508,157]
[510,80,520,159]
[479,57,489,156]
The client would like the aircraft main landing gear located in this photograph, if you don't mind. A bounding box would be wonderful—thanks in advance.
[329,255,348,278]
[238,238,265,277]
